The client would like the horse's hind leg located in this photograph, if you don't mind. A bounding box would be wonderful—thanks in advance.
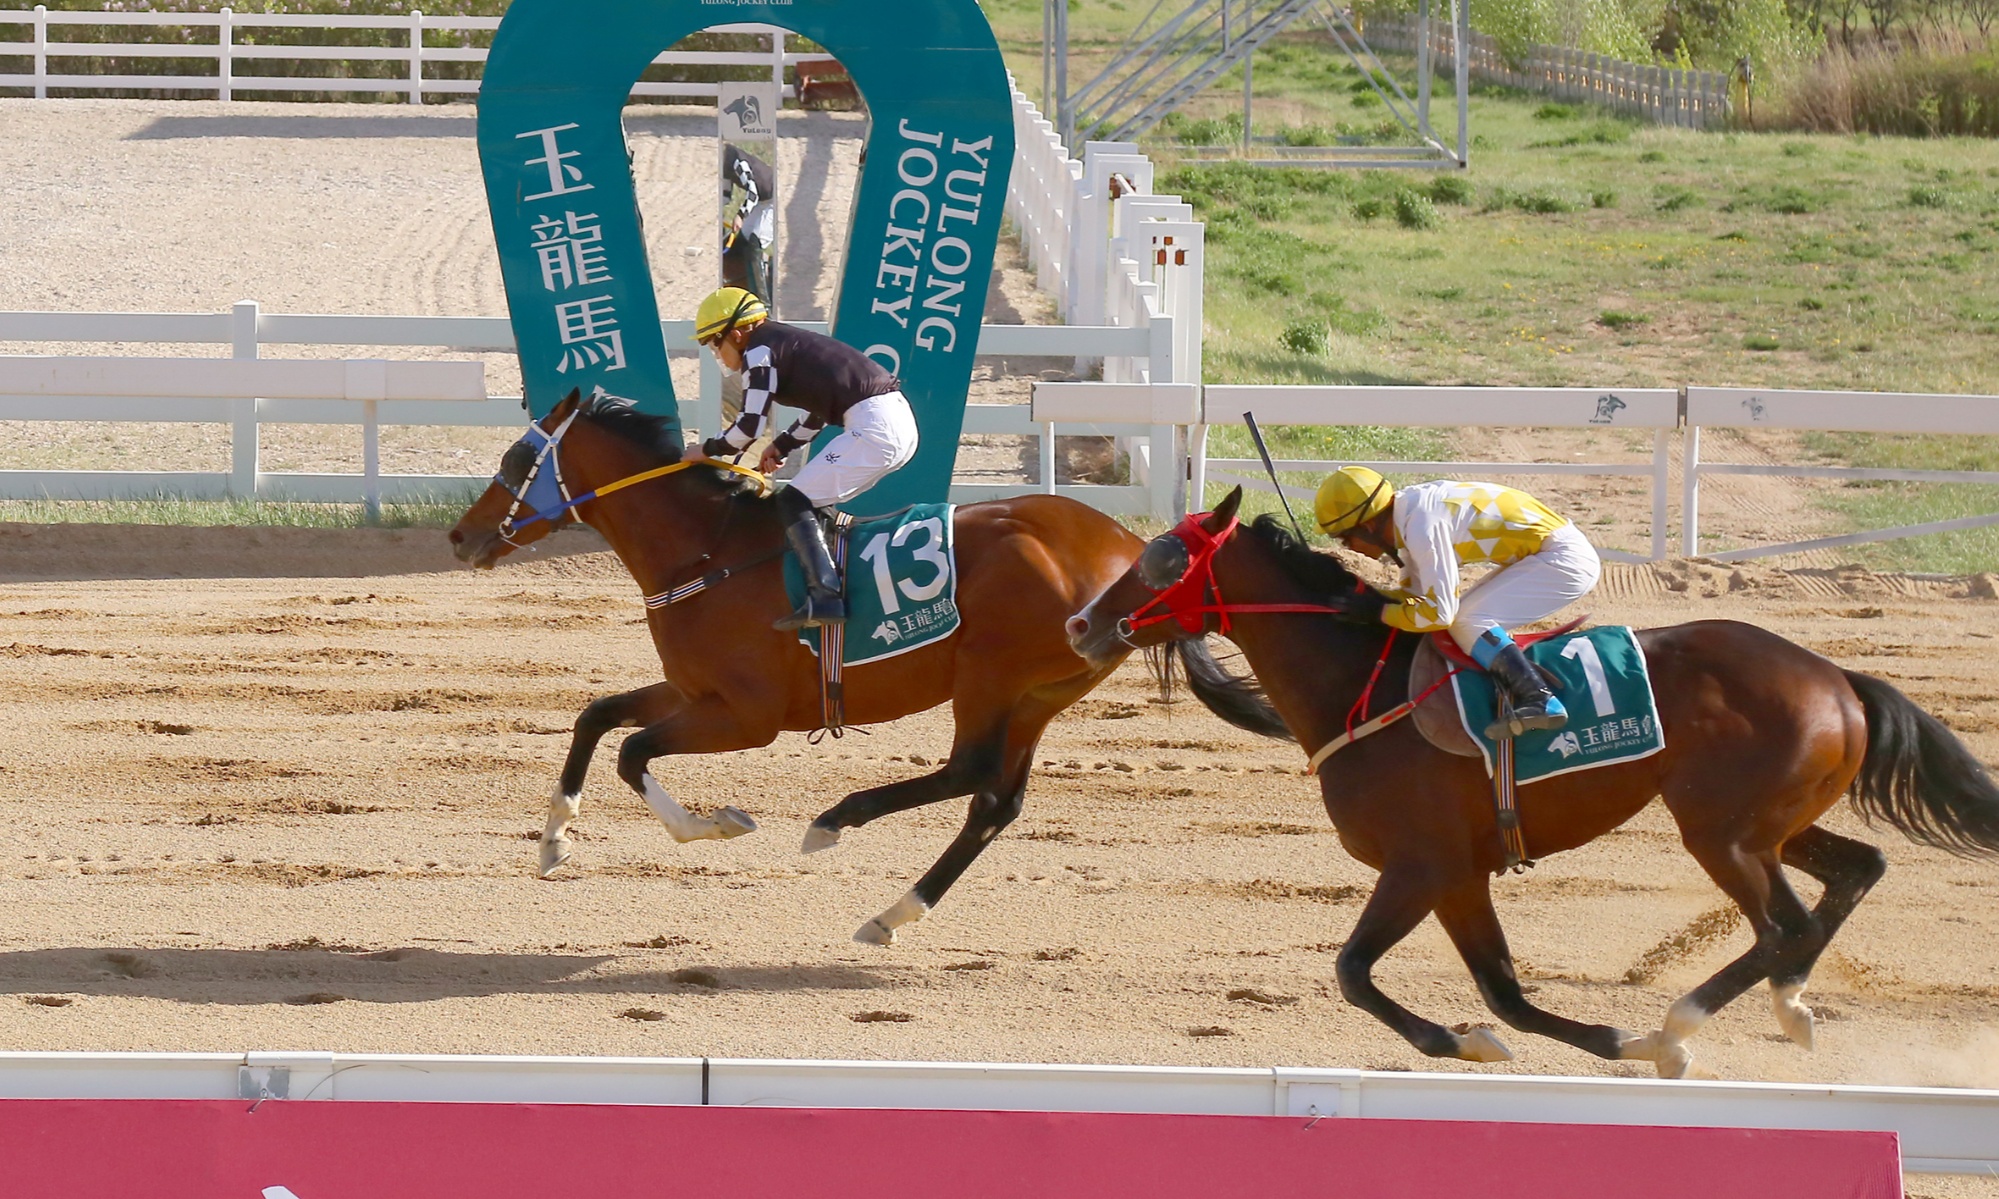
[852,710,1053,946]
[1337,867,1512,1063]
[800,736,995,853]
[541,681,687,876]
[1637,839,1819,1078]
[1433,878,1644,1062]
[1768,826,1888,1049]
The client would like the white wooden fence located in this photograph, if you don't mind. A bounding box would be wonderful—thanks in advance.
[1025,381,1999,563]
[0,1051,1991,1174]
[0,7,796,103]
[0,303,1183,516]
[1684,386,1999,561]
[1365,15,1731,130]
[1198,384,1679,563]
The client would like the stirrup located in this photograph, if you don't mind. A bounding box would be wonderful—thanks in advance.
[1485,698,1567,741]
[775,593,846,631]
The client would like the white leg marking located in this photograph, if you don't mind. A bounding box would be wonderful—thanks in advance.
[1771,981,1815,1050]
[641,774,758,843]
[854,889,930,946]
[539,783,580,878]
[1639,993,1709,1079]
[1456,1025,1515,1063]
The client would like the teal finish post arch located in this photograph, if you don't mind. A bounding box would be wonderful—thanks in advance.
[478,0,1014,516]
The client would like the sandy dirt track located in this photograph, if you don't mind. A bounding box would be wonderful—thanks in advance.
[0,522,1995,1114]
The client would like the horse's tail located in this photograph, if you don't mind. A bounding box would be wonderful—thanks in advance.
[1173,640,1295,742]
[1845,669,1999,857]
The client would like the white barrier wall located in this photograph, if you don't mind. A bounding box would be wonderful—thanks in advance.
[0,1052,1992,1175]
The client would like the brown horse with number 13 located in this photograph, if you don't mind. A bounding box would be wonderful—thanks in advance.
[1066,487,1999,1078]
[449,390,1156,944]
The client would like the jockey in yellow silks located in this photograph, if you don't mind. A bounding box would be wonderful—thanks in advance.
[1313,467,1602,740]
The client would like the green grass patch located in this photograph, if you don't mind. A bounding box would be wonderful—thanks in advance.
[1598,310,1649,330]
[0,495,476,528]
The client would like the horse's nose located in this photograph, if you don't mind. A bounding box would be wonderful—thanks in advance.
[1064,614,1090,643]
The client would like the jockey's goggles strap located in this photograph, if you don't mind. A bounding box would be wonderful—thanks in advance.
[1323,477,1387,536]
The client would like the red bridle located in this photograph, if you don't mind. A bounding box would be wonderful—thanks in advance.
[1124,512,1347,638]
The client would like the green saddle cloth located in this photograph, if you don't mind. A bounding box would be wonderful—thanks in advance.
[785,503,960,667]
[1451,625,1665,784]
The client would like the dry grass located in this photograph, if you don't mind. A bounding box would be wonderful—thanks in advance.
[1770,33,1999,136]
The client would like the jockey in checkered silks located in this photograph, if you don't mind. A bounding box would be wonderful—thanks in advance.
[684,287,919,632]
[1313,467,1602,741]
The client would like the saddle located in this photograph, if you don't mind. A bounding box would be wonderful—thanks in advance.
[1408,618,1587,758]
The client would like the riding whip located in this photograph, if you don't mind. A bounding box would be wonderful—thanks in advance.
[1243,411,1308,542]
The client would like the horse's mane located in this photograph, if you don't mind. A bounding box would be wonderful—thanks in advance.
[577,393,759,499]
[1240,513,1380,603]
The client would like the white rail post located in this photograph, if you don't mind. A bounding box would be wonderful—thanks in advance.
[231,300,260,500]
[697,347,722,443]
[770,28,784,95]
[218,7,232,102]
[1680,421,1701,557]
[32,5,45,99]
[363,398,381,522]
[409,10,424,105]
[1040,419,1057,494]
[1651,428,1670,561]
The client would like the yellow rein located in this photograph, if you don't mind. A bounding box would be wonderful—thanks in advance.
[591,457,772,501]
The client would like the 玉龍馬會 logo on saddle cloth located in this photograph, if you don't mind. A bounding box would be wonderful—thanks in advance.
[1452,626,1665,784]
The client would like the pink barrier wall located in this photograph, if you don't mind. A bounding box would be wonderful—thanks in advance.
[0,1099,1902,1198]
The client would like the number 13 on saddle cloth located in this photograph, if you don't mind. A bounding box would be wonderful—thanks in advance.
[1451,625,1665,784]
[785,504,961,666]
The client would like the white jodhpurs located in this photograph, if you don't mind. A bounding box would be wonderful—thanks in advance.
[790,391,919,508]
[1447,522,1602,654]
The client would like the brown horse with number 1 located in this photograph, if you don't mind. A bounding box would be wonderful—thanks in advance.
[449,390,1150,943]
[1067,487,1999,1078]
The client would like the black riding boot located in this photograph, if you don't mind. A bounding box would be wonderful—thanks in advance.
[774,487,845,631]
[1482,642,1568,740]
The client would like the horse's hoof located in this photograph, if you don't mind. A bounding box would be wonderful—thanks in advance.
[801,822,842,855]
[1451,1023,1514,1063]
[1616,1030,1662,1062]
[713,807,758,839]
[537,837,572,878]
[853,918,896,946]
[1654,1041,1695,1079]
[1772,983,1815,1050]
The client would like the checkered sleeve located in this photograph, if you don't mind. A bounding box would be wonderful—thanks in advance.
[702,344,776,456]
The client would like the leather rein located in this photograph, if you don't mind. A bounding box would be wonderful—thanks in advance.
[494,412,773,608]
[1123,511,1463,775]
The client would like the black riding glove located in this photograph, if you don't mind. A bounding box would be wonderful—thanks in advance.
[1328,585,1387,624]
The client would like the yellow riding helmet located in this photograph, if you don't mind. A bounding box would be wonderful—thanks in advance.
[694,286,769,343]
[1314,466,1394,536]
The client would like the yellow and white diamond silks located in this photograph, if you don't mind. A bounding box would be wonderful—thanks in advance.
[1381,480,1576,637]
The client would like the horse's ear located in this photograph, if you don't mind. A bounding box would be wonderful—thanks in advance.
[1204,485,1244,530]
[553,388,582,417]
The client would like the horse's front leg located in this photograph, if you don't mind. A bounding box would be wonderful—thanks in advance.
[542,681,688,876]
[1432,877,1645,1062]
[1338,865,1514,1063]
[615,698,772,843]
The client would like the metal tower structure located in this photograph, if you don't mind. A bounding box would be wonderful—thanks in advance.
[1042,0,1469,169]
